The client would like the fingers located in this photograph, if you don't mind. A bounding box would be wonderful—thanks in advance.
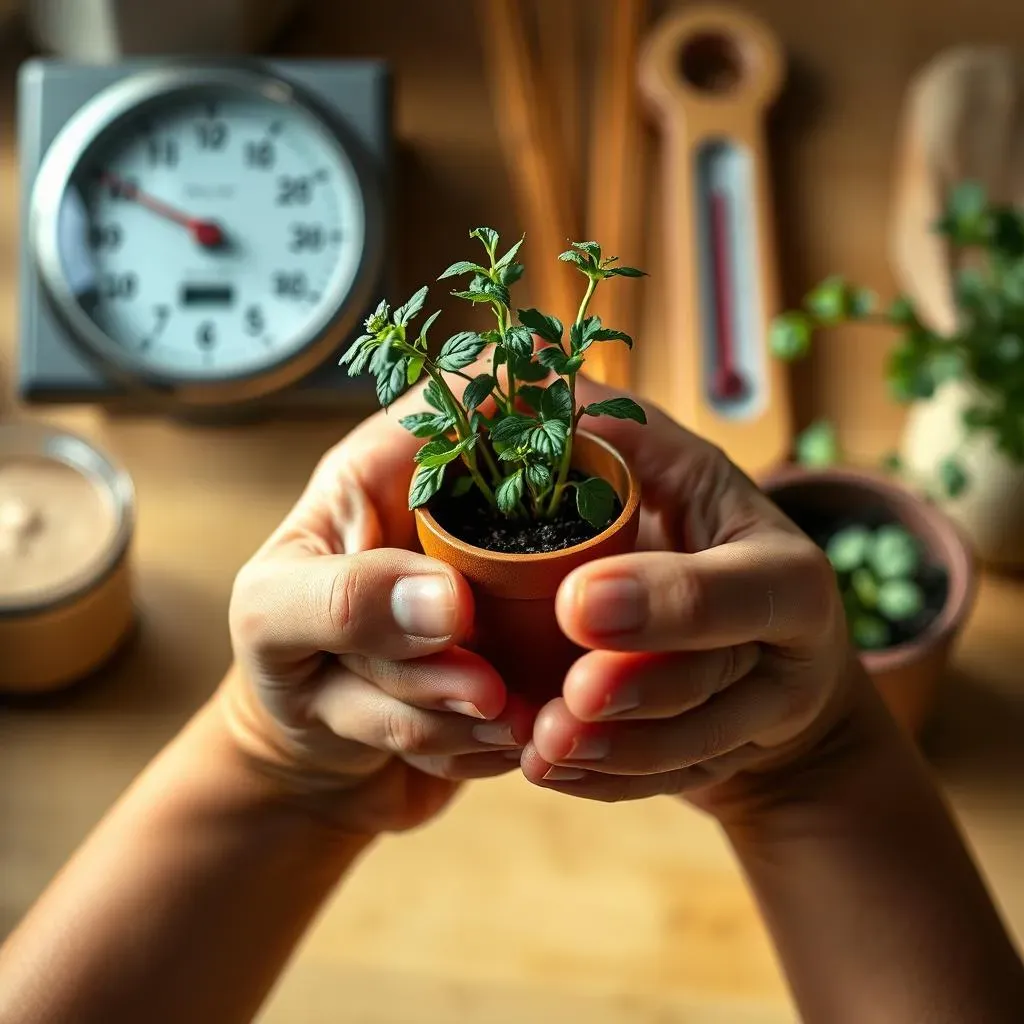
[529,674,790,776]
[310,667,534,759]
[230,548,474,664]
[561,645,761,721]
[556,533,838,653]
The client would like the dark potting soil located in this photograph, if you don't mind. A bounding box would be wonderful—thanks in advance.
[430,470,623,554]
[804,512,949,648]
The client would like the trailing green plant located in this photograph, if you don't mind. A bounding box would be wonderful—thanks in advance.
[770,180,1024,499]
[825,522,928,650]
[340,229,647,530]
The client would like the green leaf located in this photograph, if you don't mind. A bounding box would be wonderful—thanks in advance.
[414,437,472,469]
[795,420,840,467]
[887,295,919,326]
[849,288,877,318]
[558,250,591,270]
[496,470,524,514]
[929,348,965,384]
[512,356,549,382]
[867,525,920,580]
[399,411,452,438]
[394,286,428,326]
[569,322,585,352]
[939,456,969,498]
[498,445,526,462]
[343,340,375,377]
[537,347,571,374]
[409,464,445,510]
[805,275,849,322]
[588,327,634,348]
[365,299,390,334]
[517,385,544,412]
[571,240,602,262]
[503,326,534,359]
[517,308,564,344]
[469,226,499,255]
[495,235,524,270]
[490,414,535,445]
[406,356,425,386]
[826,525,872,573]
[424,380,446,412]
[576,477,617,529]
[375,355,410,408]
[603,266,646,278]
[582,397,647,424]
[877,579,925,622]
[452,281,511,307]
[339,334,369,367]
[437,260,488,280]
[417,309,442,345]
[437,332,488,371]
[541,379,573,423]
[525,462,552,493]
[500,262,525,286]
[852,614,891,650]
[851,567,879,609]
[529,419,568,459]
[946,181,987,231]
[770,312,812,360]
[451,475,475,498]
[463,374,496,411]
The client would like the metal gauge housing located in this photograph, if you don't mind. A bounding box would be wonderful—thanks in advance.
[20,59,389,410]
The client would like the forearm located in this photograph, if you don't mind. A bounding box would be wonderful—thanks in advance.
[0,691,372,1024]
[719,669,1024,1024]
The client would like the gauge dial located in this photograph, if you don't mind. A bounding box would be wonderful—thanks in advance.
[30,66,383,403]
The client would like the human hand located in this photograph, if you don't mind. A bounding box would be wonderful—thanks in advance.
[520,379,861,813]
[218,390,535,837]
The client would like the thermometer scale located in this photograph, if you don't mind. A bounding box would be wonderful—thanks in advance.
[639,5,792,477]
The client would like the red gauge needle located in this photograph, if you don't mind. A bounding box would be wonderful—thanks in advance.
[98,171,225,249]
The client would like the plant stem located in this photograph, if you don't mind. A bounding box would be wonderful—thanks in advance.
[545,275,599,516]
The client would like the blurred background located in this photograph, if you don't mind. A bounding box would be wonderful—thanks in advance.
[1,2,1023,1021]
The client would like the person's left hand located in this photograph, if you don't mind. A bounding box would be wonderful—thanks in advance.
[518,380,862,811]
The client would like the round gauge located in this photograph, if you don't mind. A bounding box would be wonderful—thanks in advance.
[29,64,385,405]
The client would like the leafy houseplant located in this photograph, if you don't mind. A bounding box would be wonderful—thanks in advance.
[340,229,647,703]
[769,180,1024,507]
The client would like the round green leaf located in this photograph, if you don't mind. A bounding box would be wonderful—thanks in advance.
[877,579,925,622]
[826,525,872,573]
[867,525,920,580]
[852,614,891,650]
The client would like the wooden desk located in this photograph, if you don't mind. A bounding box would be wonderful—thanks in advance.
[2,4,1024,1022]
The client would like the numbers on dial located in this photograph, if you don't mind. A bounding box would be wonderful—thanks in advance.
[195,120,229,151]
[196,321,216,348]
[276,175,313,205]
[102,271,138,300]
[89,224,123,250]
[244,304,265,336]
[146,137,179,167]
[289,223,326,252]
[244,139,275,169]
[273,271,308,298]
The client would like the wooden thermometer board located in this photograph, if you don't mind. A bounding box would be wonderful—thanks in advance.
[638,5,792,479]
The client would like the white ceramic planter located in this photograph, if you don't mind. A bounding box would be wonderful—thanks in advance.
[25,0,300,61]
[900,379,1024,568]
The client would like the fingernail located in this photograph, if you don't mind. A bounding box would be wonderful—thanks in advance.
[600,687,640,718]
[443,699,486,719]
[580,575,644,634]
[391,574,457,639]
[472,722,518,746]
[543,766,586,781]
[566,734,610,761]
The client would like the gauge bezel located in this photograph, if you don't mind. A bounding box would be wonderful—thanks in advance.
[29,63,386,407]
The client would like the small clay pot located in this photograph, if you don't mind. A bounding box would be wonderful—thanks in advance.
[414,430,641,706]
[760,463,976,739]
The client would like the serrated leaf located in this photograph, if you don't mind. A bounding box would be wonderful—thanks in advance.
[409,464,445,510]
[437,332,488,371]
[569,322,584,352]
[541,379,574,423]
[469,226,499,253]
[572,240,602,260]
[437,260,488,280]
[417,309,442,346]
[496,470,524,514]
[399,411,452,438]
[558,250,591,269]
[495,235,524,270]
[517,384,544,412]
[588,327,633,348]
[576,476,616,529]
[406,355,425,386]
[529,419,568,459]
[501,262,525,286]
[490,414,535,445]
[537,347,571,374]
[503,325,534,359]
[365,298,390,333]
[415,437,470,469]
[376,356,410,408]
[583,397,647,424]
[525,462,552,493]
[604,266,646,278]
[498,445,525,462]
[424,379,446,412]
[394,285,428,326]
[453,279,510,308]
[512,356,548,382]
[344,340,375,377]
[463,374,496,411]
[517,308,563,344]
[339,334,368,367]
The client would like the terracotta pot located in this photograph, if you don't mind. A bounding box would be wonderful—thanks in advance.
[760,463,976,738]
[414,430,641,706]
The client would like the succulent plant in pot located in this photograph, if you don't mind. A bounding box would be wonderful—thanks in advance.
[770,181,1024,567]
[340,229,646,704]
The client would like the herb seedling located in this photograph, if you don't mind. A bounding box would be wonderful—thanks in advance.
[340,229,647,533]
[770,180,1024,499]
[825,523,933,650]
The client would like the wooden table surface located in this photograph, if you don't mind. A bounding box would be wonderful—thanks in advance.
[2,3,1024,1022]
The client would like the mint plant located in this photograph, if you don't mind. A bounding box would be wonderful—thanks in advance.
[825,523,930,650]
[770,181,1024,499]
[340,229,647,531]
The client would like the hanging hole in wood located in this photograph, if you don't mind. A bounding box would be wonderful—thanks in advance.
[677,31,746,95]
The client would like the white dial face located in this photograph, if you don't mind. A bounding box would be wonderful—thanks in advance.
[53,87,366,380]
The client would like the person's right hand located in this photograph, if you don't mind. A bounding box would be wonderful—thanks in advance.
[216,388,536,838]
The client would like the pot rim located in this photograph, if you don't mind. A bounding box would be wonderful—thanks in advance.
[413,429,640,564]
[760,461,977,674]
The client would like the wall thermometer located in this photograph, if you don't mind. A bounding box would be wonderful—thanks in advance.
[638,5,792,478]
